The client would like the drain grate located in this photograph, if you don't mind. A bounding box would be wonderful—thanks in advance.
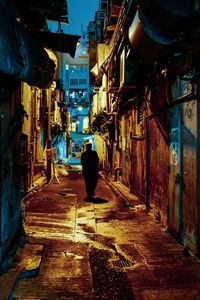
[112,259,133,268]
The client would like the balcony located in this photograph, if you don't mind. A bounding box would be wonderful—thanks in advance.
[103,0,123,44]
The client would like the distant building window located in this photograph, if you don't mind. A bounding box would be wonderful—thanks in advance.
[79,79,87,85]
[70,79,78,85]
[80,66,85,72]
[70,66,78,73]
[99,12,105,18]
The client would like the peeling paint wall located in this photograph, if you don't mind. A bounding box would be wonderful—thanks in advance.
[168,106,182,240]
[94,133,104,169]
[21,84,47,187]
[182,100,197,252]
[121,114,132,188]
[148,117,169,227]
[125,113,132,188]
[130,104,146,202]
[131,138,146,202]
[168,74,198,253]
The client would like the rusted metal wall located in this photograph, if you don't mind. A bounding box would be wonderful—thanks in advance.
[168,75,198,253]
[131,137,146,202]
[168,101,198,252]
[168,106,182,240]
[182,100,197,252]
[120,106,146,200]
[148,116,169,227]
[121,112,132,188]
[127,103,146,201]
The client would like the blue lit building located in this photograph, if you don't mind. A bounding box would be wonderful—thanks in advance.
[65,33,90,134]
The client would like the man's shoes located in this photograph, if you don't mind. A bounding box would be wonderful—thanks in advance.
[86,193,95,199]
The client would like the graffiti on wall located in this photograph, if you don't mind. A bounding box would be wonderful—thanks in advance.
[169,128,179,165]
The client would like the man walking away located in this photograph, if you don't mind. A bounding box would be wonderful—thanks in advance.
[81,143,99,199]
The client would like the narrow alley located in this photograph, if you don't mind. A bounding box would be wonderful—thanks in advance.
[2,169,200,300]
[3,0,200,299]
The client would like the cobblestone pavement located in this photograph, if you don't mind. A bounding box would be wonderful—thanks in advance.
[2,169,200,300]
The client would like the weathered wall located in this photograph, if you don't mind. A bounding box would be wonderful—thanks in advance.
[182,100,197,252]
[21,84,47,186]
[0,82,24,272]
[130,101,146,201]
[131,138,146,202]
[121,114,132,188]
[168,106,182,240]
[168,74,199,253]
[148,116,169,227]
[94,133,105,169]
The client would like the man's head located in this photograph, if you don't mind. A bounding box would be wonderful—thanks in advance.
[86,143,92,150]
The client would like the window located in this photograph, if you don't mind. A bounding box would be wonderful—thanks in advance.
[70,79,78,85]
[70,66,78,74]
[134,101,144,137]
[79,79,87,85]
[80,66,87,72]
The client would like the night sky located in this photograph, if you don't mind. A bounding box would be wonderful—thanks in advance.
[48,0,99,36]
[66,0,99,35]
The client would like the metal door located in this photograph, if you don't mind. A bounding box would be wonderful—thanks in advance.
[168,107,183,242]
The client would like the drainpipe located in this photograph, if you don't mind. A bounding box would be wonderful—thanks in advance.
[106,74,109,112]
[145,116,150,210]
[46,89,52,182]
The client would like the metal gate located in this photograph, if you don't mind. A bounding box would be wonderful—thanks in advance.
[168,107,183,242]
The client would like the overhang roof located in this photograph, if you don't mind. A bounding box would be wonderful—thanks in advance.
[2,0,79,87]
[30,31,80,57]
[10,0,68,24]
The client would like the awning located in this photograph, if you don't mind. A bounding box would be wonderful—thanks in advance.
[29,31,80,58]
[45,48,58,68]
[129,1,200,64]
[93,55,110,87]
[137,0,199,45]
[15,24,57,88]
[10,0,68,25]
[128,11,165,65]
[0,0,56,88]
[91,63,98,76]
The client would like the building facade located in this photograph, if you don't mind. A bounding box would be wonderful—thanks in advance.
[0,0,79,273]
[90,0,200,256]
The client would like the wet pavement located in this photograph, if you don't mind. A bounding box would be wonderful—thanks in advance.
[1,168,200,299]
